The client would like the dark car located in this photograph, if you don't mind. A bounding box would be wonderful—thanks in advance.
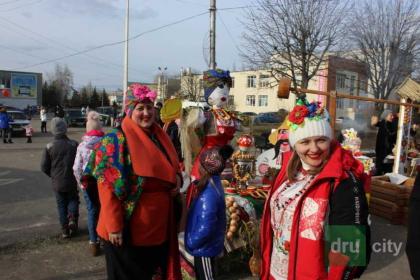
[64,109,85,127]
[253,112,282,124]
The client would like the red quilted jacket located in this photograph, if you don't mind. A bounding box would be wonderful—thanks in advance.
[260,141,370,280]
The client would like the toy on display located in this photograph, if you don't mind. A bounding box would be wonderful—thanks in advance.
[341,128,375,174]
[256,119,290,183]
[181,69,240,205]
[232,135,256,189]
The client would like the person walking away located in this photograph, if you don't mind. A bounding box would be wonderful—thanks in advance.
[40,107,48,133]
[84,83,183,279]
[155,101,164,127]
[24,120,34,143]
[0,106,13,143]
[260,96,371,280]
[41,117,79,238]
[371,110,397,175]
[406,171,420,279]
[73,111,104,256]
[184,145,233,280]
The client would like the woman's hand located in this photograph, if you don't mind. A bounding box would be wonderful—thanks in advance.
[109,232,123,246]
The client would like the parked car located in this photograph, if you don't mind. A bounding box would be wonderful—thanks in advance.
[64,109,86,127]
[253,112,282,124]
[96,106,114,126]
[8,110,30,136]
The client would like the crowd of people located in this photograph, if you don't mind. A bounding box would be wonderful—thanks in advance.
[30,72,418,280]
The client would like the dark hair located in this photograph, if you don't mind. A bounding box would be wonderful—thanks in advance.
[196,145,234,193]
[196,164,213,193]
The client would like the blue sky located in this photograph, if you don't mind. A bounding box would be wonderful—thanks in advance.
[0,0,253,90]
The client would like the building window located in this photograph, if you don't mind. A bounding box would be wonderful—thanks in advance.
[228,95,234,106]
[258,95,268,106]
[349,75,356,106]
[259,74,270,88]
[336,73,346,89]
[247,75,256,88]
[246,95,256,106]
[360,79,366,90]
[231,77,235,88]
[0,78,10,88]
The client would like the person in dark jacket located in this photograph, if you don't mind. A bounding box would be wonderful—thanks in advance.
[185,145,233,280]
[371,110,397,175]
[406,171,420,279]
[0,106,13,143]
[41,117,79,238]
[166,119,183,162]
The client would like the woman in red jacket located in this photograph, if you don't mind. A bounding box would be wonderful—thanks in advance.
[86,84,183,280]
[260,96,370,280]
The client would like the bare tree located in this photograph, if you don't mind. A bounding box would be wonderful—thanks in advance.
[180,69,202,101]
[47,63,74,104]
[241,0,349,89]
[349,0,420,109]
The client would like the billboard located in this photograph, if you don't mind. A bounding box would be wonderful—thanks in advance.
[11,73,37,99]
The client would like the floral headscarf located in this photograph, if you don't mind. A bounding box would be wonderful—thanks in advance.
[124,83,157,116]
[203,69,232,103]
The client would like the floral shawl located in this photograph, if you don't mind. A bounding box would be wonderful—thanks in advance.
[84,128,143,220]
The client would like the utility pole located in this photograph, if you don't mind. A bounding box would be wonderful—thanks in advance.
[122,0,129,111]
[209,0,216,69]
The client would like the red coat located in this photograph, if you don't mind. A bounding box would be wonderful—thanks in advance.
[260,141,370,280]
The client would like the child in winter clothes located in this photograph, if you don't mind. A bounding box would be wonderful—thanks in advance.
[73,111,104,256]
[41,118,79,238]
[185,145,233,280]
[24,121,34,143]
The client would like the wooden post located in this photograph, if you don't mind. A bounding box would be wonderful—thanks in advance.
[328,91,337,134]
[393,98,407,174]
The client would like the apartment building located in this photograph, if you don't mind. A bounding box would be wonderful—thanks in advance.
[180,55,369,116]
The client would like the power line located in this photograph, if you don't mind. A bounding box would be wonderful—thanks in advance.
[217,11,242,53]
[12,10,209,71]
[0,16,148,75]
[0,0,44,12]
[0,0,30,6]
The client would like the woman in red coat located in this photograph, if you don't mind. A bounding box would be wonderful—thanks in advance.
[260,96,370,280]
[86,84,183,280]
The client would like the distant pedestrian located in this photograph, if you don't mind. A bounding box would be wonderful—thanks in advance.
[0,106,13,144]
[371,109,397,175]
[155,101,164,127]
[55,105,64,118]
[24,121,34,143]
[73,111,104,256]
[40,107,48,133]
[41,117,79,238]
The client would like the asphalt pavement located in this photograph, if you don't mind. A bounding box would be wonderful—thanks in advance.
[0,117,413,280]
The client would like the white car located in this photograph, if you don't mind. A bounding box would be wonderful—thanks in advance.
[8,110,30,135]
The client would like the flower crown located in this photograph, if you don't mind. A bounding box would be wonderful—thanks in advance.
[129,83,157,102]
[287,97,326,131]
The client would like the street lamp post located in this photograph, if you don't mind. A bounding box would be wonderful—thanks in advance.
[122,0,129,111]
[158,66,167,101]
